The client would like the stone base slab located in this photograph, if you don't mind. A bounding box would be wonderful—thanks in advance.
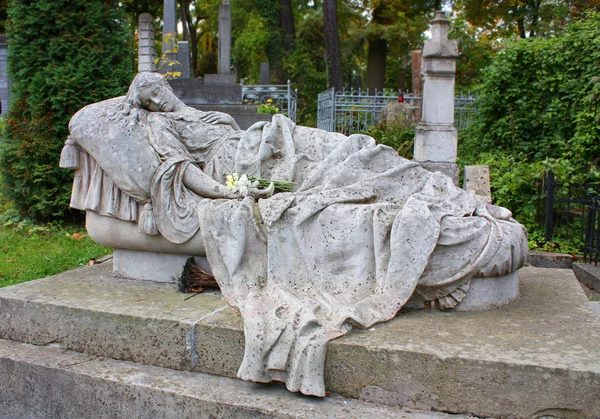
[1,265,599,418]
[573,262,600,290]
[1,339,457,419]
[528,250,574,269]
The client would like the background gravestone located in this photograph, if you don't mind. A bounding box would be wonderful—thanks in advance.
[0,35,9,116]
[413,11,459,183]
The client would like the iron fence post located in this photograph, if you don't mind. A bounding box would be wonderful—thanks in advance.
[545,170,555,242]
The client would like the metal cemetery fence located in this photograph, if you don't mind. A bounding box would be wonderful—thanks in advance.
[242,80,298,122]
[545,170,600,249]
[317,88,477,135]
[584,197,600,265]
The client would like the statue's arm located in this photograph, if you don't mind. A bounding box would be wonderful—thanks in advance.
[183,164,239,199]
[201,111,241,131]
[183,165,272,200]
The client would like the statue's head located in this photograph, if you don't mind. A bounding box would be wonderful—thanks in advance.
[125,72,184,113]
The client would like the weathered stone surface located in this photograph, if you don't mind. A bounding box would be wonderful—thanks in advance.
[177,41,191,79]
[463,165,492,204]
[528,250,574,269]
[573,262,600,289]
[413,124,458,162]
[417,161,459,185]
[168,78,242,104]
[327,267,600,418]
[137,13,157,73]
[204,73,236,85]
[218,1,232,75]
[2,339,468,419]
[1,265,598,418]
[191,104,272,130]
[0,263,226,371]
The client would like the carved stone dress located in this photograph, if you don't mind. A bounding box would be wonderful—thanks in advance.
[144,110,527,397]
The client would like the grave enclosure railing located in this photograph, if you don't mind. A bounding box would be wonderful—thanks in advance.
[317,88,477,135]
[242,80,298,123]
[544,170,600,256]
[584,196,600,265]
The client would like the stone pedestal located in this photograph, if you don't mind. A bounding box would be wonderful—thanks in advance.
[413,11,459,183]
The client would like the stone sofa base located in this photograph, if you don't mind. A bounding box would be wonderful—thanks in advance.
[87,211,521,311]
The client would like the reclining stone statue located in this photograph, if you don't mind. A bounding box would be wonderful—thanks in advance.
[61,72,527,397]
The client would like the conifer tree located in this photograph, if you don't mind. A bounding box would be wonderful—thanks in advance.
[0,0,134,220]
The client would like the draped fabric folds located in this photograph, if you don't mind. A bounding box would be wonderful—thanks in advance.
[197,115,528,396]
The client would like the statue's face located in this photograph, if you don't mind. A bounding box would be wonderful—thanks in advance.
[138,83,183,112]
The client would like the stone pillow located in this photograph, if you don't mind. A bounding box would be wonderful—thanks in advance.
[68,97,160,203]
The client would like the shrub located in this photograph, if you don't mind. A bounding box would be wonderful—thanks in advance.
[0,0,134,221]
[459,13,600,249]
[367,123,415,159]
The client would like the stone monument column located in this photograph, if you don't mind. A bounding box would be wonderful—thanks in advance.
[413,11,459,182]
[160,0,182,77]
[218,0,232,75]
[138,14,157,73]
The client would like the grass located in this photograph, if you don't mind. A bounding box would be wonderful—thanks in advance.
[0,197,111,288]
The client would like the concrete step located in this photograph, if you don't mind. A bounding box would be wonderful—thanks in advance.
[1,264,600,418]
[1,339,471,419]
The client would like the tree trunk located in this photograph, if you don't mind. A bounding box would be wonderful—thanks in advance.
[279,0,296,52]
[366,37,387,93]
[366,3,388,92]
[180,0,189,41]
[323,0,343,91]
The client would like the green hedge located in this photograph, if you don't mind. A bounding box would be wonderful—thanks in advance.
[459,13,600,250]
[0,0,134,220]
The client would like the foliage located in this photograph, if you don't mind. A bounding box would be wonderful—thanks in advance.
[453,0,573,39]
[257,100,279,114]
[449,16,497,92]
[0,195,110,287]
[367,123,415,159]
[459,13,600,250]
[0,0,134,221]
[155,32,182,79]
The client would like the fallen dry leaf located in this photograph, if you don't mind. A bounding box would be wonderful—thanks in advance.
[71,233,85,240]
[6,259,15,263]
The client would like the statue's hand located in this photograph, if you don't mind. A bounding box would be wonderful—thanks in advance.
[244,183,275,200]
[201,111,241,130]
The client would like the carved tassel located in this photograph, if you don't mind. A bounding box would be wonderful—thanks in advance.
[138,202,158,235]
[59,136,80,169]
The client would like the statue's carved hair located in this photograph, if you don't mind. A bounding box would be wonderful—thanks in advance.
[108,72,171,133]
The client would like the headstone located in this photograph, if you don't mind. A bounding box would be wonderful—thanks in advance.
[0,35,9,115]
[138,14,157,73]
[260,62,270,85]
[463,165,492,204]
[218,0,232,75]
[177,41,191,79]
[380,102,415,128]
[160,0,181,77]
[162,0,177,51]
[413,11,459,183]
